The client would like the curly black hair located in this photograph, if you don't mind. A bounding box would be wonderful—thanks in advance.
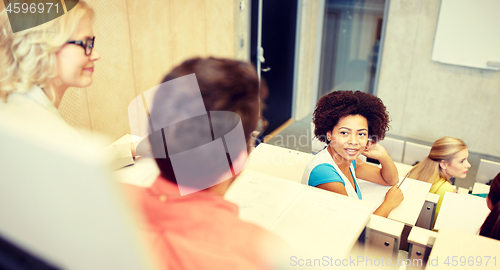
[313,90,390,143]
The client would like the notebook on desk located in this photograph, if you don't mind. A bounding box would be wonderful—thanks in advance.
[225,169,375,258]
[433,192,490,234]
[357,176,431,225]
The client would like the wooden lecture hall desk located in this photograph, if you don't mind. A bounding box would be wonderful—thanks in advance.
[116,144,431,227]
[426,228,500,269]
[225,169,375,259]
[114,143,434,263]
[246,143,314,183]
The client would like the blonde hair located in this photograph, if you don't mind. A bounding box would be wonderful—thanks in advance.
[0,1,94,102]
[408,136,467,185]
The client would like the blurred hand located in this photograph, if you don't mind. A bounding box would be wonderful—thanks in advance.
[383,185,404,210]
[131,143,137,158]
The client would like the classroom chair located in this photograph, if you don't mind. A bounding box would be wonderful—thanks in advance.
[475,159,500,184]
[402,142,431,166]
[472,182,490,194]
[378,137,405,163]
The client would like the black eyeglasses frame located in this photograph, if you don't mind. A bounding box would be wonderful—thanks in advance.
[66,36,95,56]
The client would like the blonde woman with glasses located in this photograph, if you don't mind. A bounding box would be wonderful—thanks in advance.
[0,1,134,168]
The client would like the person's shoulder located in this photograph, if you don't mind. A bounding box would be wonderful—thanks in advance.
[308,163,344,187]
[308,148,331,165]
[432,178,454,193]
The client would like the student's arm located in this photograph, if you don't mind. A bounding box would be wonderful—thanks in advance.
[316,182,349,196]
[355,142,403,217]
[355,142,399,186]
[372,186,404,217]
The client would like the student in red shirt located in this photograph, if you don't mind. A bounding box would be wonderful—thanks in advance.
[126,57,285,270]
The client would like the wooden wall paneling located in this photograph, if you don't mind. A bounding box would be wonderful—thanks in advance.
[294,0,319,120]
[170,0,207,66]
[85,0,137,140]
[205,0,234,59]
[59,87,92,133]
[126,0,173,96]
[233,0,250,61]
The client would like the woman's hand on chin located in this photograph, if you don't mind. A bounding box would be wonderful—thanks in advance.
[362,141,389,161]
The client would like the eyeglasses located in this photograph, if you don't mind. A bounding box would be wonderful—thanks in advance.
[66,36,95,56]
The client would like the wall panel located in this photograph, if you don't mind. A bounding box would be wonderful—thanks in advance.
[84,0,137,140]
[127,0,173,95]
[377,0,500,157]
[57,0,240,142]
[170,0,207,66]
[206,0,234,59]
[59,87,92,133]
[294,0,320,120]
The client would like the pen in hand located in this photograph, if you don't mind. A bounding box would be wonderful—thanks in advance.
[398,172,410,188]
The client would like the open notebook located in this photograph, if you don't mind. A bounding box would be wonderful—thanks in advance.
[433,192,490,233]
[225,169,375,258]
[357,176,431,225]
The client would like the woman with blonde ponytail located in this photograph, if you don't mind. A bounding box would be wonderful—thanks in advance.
[408,136,471,224]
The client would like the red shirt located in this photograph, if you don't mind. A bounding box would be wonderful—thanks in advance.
[123,176,283,270]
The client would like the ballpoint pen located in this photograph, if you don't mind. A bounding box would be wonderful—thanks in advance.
[398,172,410,188]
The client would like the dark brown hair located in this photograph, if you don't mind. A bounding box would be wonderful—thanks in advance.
[480,173,500,240]
[313,90,390,143]
[150,57,267,184]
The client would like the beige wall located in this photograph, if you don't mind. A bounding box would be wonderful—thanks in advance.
[294,0,322,120]
[59,0,248,141]
[377,0,500,157]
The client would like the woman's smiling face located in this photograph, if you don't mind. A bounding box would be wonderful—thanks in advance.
[55,15,99,89]
[327,114,369,163]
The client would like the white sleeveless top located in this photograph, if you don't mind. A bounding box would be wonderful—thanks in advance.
[301,148,361,199]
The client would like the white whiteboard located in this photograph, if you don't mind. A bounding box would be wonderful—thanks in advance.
[432,0,500,70]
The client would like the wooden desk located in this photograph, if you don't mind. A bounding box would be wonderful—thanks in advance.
[415,193,440,230]
[364,214,405,261]
[473,182,490,194]
[247,143,313,183]
[407,226,438,269]
[457,187,469,194]
[357,177,432,225]
[426,228,500,269]
[113,143,311,187]
[225,169,375,259]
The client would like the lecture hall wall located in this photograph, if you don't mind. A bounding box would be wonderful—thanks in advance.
[54,0,247,142]
[377,0,500,157]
